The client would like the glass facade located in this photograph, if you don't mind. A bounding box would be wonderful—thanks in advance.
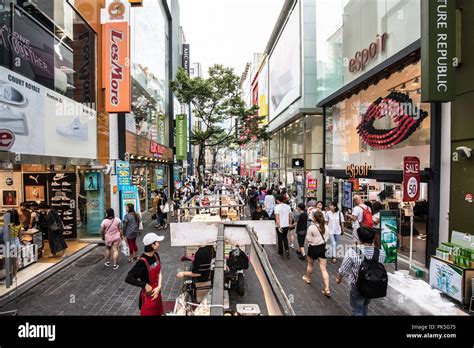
[0,0,97,105]
[269,115,324,203]
[326,61,430,171]
[315,0,421,103]
[126,1,169,147]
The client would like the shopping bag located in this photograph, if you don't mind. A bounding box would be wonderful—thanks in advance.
[120,239,130,256]
[162,203,170,213]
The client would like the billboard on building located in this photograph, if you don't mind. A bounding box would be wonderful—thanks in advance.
[269,3,301,119]
[258,59,269,123]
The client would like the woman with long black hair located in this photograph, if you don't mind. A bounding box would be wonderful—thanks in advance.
[302,211,331,298]
[39,203,68,259]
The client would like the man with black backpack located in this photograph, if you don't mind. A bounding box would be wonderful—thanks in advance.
[336,227,387,316]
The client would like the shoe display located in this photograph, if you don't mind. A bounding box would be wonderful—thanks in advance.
[62,182,72,186]
[61,196,70,201]
[62,202,71,206]
[63,211,73,216]
[63,225,73,230]
[52,182,61,187]
[52,204,61,207]
[56,117,88,141]
[0,81,28,106]
[53,173,67,181]
[51,196,62,201]
[0,106,28,135]
[62,188,72,192]
[52,188,62,192]
[63,217,73,221]
[63,231,73,236]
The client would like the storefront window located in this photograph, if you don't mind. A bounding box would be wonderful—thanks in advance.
[315,0,421,103]
[0,0,97,105]
[78,169,105,239]
[326,61,430,170]
[126,0,169,147]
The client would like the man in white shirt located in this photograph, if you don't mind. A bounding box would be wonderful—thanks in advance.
[351,195,372,244]
[274,194,292,259]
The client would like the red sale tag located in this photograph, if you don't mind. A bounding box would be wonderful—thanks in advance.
[403,157,420,202]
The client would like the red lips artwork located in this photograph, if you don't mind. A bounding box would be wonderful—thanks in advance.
[356,92,428,150]
[0,129,15,151]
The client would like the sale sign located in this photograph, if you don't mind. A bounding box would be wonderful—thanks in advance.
[403,156,420,202]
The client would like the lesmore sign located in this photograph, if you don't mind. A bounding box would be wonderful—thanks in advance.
[102,0,131,113]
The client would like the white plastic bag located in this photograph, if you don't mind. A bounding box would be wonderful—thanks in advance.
[120,239,130,256]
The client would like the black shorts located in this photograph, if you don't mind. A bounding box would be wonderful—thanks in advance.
[307,244,327,260]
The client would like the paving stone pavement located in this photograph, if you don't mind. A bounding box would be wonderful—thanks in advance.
[1,214,430,316]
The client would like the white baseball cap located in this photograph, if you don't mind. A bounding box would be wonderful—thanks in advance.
[143,233,164,246]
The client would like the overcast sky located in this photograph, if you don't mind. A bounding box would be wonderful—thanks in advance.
[179,0,285,76]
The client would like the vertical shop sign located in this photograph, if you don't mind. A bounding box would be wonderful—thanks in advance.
[158,114,166,145]
[120,185,139,220]
[182,44,190,74]
[102,0,131,112]
[176,114,188,160]
[421,0,456,102]
[116,160,131,190]
[380,210,398,264]
[403,156,420,202]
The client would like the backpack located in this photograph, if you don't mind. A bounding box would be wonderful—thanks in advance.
[360,206,373,228]
[355,248,388,299]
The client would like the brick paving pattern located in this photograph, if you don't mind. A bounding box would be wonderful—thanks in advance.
[0,215,429,316]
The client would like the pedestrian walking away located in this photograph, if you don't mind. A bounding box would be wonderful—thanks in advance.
[39,203,68,259]
[123,203,141,262]
[101,208,123,270]
[274,194,292,259]
[291,203,308,260]
[336,227,386,316]
[125,233,165,316]
[350,195,373,245]
[302,211,331,298]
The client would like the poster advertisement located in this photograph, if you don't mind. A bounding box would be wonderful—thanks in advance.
[86,191,105,236]
[343,181,353,209]
[0,66,97,158]
[155,168,165,189]
[429,257,463,303]
[120,186,139,220]
[380,210,398,264]
[84,172,99,191]
[307,179,318,190]
[116,160,131,190]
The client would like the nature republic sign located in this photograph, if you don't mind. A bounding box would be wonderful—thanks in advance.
[421,0,456,102]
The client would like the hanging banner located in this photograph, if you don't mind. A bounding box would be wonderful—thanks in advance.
[176,114,188,160]
[421,0,456,102]
[182,44,190,74]
[102,0,131,113]
[380,210,398,264]
[403,156,420,202]
[116,160,131,190]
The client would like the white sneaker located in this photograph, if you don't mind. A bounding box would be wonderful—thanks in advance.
[62,188,72,192]
[61,196,70,201]
[63,225,73,230]
[62,202,71,206]
[63,211,73,216]
[62,182,71,187]
[52,182,61,187]
[289,244,295,249]
[56,117,88,141]
[52,188,62,192]
[51,196,62,201]
[0,81,27,106]
[0,106,28,135]
[54,173,67,181]
[63,217,73,221]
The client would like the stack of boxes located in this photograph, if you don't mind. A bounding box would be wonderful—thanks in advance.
[436,242,474,268]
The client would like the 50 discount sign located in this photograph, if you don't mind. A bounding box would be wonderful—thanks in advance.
[403,156,420,202]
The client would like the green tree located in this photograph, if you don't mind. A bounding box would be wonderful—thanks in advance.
[171,64,265,186]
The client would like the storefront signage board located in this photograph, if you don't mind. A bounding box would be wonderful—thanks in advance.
[102,0,131,113]
[176,114,188,160]
[429,257,463,303]
[380,210,398,264]
[116,160,131,190]
[150,142,165,156]
[0,66,97,158]
[349,33,388,73]
[403,156,420,202]
[346,163,371,179]
[292,158,304,169]
[182,44,190,74]
[421,0,456,102]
